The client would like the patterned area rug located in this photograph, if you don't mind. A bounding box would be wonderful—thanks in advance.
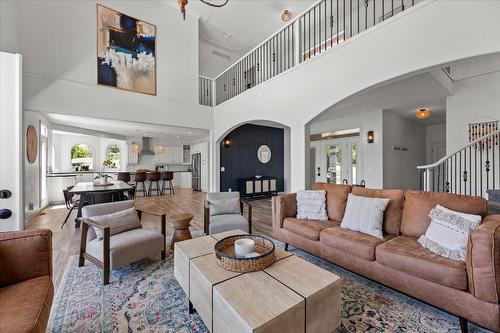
[48,241,490,333]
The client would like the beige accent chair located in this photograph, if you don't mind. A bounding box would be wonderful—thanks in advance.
[204,192,252,234]
[79,200,166,285]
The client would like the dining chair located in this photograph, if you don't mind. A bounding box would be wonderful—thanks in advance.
[61,186,79,229]
[117,172,135,199]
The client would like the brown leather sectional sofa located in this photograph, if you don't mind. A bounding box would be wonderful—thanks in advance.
[0,229,54,333]
[272,183,500,332]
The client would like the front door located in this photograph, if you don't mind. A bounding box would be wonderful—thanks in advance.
[0,52,23,231]
[324,138,362,185]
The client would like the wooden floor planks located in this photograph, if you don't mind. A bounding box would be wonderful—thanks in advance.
[26,189,273,290]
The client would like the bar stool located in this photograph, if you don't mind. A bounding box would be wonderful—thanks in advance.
[148,172,161,196]
[161,171,175,195]
[135,172,147,196]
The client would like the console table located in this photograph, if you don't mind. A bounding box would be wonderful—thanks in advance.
[237,177,278,199]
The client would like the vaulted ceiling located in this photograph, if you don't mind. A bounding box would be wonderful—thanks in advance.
[186,0,316,77]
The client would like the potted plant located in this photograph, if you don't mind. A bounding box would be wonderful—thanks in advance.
[94,173,112,185]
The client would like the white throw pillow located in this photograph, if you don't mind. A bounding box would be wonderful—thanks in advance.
[296,190,328,221]
[209,197,241,216]
[89,207,142,240]
[418,205,481,261]
[341,193,390,238]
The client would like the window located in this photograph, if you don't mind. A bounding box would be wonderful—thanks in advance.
[71,144,94,170]
[104,144,120,169]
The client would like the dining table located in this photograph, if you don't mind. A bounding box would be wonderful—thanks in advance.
[69,181,134,227]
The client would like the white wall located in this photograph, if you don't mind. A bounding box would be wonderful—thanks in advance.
[212,1,500,192]
[0,1,19,53]
[309,109,384,188]
[17,0,211,130]
[382,111,426,190]
[426,123,446,164]
[199,39,244,79]
[447,70,500,153]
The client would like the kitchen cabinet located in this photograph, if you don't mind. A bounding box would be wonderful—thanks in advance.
[173,146,183,163]
[164,146,183,163]
[180,172,192,189]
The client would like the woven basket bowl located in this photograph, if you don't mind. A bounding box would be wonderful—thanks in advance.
[214,235,276,273]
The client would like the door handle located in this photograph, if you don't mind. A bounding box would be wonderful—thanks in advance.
[0,209,12,219]
[0,190,11,199]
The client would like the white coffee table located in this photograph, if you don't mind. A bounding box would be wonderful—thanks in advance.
[174,230,341,333]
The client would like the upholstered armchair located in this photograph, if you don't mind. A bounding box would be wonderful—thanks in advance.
[0,229,54,333]
[79,200,166,285]
[204,192,252,234]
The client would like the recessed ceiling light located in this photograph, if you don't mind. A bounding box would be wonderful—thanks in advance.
[188,131,192,135]
[176,136,180,139]
[223,33,232,38]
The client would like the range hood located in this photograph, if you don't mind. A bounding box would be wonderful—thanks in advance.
[140,137,155,155]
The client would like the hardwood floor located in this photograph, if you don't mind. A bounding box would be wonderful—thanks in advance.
[26,188,273,290]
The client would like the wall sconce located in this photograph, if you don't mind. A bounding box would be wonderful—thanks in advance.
[130,142,141,153]
[223,137,231,147]
[367,131,375,143]
[154,145,166,154]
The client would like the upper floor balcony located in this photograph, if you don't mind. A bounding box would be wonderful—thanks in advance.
[199,0,422,107]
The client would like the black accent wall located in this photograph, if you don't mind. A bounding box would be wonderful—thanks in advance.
[220,124,284,193]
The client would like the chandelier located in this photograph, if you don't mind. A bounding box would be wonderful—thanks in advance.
[178,0,229,20]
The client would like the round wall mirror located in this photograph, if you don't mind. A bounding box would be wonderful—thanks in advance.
[26,125,38,164]
[257,145,271,164]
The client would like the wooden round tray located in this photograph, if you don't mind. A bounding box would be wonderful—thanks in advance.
[214,235,276,273]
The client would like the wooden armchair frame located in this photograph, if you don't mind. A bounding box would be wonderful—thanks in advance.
[78,209,166,285]
[204,198,252,235]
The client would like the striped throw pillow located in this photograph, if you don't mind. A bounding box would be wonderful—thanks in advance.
[418,205,482,261]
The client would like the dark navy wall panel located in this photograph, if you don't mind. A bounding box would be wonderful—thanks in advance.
[220,124,284,193]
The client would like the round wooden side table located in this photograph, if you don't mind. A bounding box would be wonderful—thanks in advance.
[169,213,193,252]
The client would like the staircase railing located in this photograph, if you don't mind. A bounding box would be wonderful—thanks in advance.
[213,0,421,106]
[198,75,214,107]
[418,130,500,196]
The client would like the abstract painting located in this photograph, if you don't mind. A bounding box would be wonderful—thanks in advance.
[97,4,156,95]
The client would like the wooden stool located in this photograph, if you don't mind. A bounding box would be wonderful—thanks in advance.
[169,213,193,252]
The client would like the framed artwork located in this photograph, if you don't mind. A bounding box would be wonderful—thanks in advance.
[97,4,156,95]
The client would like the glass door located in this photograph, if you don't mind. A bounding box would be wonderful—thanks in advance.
[324,138,362,185]
[40,123,48,208]
[326,144,343,184]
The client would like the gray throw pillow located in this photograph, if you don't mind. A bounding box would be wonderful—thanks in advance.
[296,190,328,221]
[209,197,240,216]
[88,207,142,240]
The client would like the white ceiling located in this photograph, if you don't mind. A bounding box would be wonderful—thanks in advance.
[188,0,316,77]
[314,72,450,126]
[45,113,209,142]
